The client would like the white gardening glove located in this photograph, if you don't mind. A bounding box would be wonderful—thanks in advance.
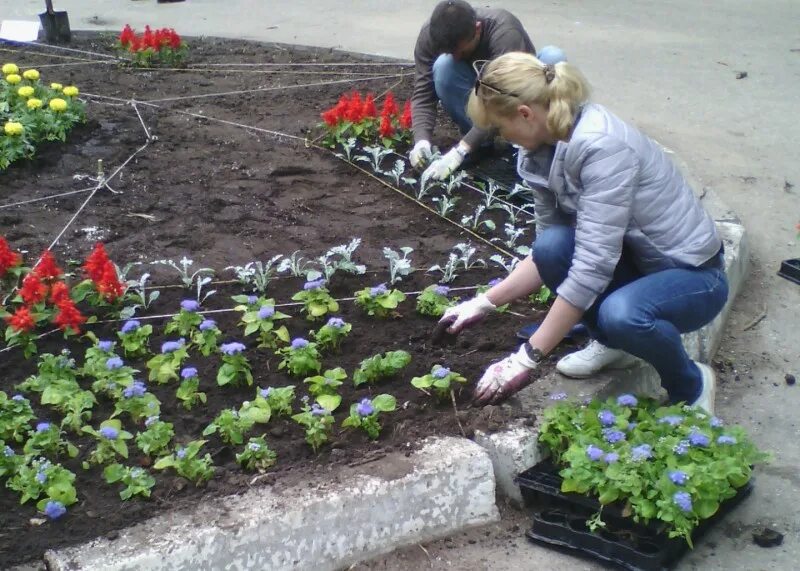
[409,140,432,170]
[474,343,540,405]
[433,294,496,342]
[421,144,466,181]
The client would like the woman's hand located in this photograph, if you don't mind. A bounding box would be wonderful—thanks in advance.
[433,294,496,339]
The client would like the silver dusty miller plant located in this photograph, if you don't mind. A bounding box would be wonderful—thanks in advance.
[226,255,284,293]
[383,246,414,285]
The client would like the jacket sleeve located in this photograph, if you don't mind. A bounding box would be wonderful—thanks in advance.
[556,134,639,311]
[411,27,438,144]
[534,188,569,234]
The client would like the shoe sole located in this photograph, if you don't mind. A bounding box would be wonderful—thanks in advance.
[556,354,640,379]
[693,362,717,415]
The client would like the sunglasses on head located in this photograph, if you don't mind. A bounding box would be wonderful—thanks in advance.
[472,59,521,98]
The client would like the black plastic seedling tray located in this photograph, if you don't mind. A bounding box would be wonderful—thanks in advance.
[778,258,800,285]
[516,461,753,571]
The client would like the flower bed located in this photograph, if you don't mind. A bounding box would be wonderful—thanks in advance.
[0,35,560,567]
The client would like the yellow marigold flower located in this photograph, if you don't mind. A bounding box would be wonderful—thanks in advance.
[62,86,79,97]
[22,69,40,80]
[4,122,24,136]
[50,82,63,91]
[17,86,35,98]
[27,98,43,110]
[5,74,21,85]
[2,63,19,75]
[49,98,68,112]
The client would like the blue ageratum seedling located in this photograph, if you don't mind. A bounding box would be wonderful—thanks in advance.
[277,338,322,377]
[146,339,188,384]
[203,408,255,445]
[415,284,458,317]
[253,385,295,418]
[236,436,277,471]
[7,456,77,513]
[410,365,467,400]
[291,278,339,321]
[311,317,352,351]
[233,297,290,349]
[117,319,153,358]
[22,421,78,458]
[342,394,396,439]
[353,350,411,387]
[82,419,134,466]
[135,416,175,458]
[191,318,223,357]
[291,395,341,452]
[153,440,215,485]
[354,283,406,318]
[0,391,36,443]
[112,380,161,422]
[217,342,253,387]
[165,299,204,337]
[176,367,207,410]
[304,367,347,398]
[0,445,25,480]
[103,463,156,500]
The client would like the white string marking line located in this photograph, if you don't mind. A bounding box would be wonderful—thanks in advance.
[0,329,59,355]
[193,62,413,67]
[0,45,101,62]
[0,186,97,210]
[130,101,153,140]
[30,60,116,69]
[9,40,121,61]
[142,73,412,104]
[134,67,410,77]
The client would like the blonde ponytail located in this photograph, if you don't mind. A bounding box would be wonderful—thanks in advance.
[467,52,590,140]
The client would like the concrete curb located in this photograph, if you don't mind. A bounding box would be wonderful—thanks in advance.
[42,437,498,571]
[476,219,749,504]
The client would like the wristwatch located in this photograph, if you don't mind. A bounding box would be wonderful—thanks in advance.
[523,341,545,363]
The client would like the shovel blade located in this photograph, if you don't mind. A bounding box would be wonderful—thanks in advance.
[38,11,71,43]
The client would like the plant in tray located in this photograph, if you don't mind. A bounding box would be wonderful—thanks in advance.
[416,284,458,317]
[82,419,134,466]
[153,440,214,485]
[217,342,253,387]
[291,395,341,452]
[353,350,411,387]
[164,299,203,336]
[203,408,255,445]
[7,456,77,515]
[411,365,467,400]
[355,282,406,317]
[342,394,396,440]
[304,367,347,397]
[236,436,277,471]
[291,278,339,320]
[176,367,207,410]
[117,319,153,358]
[135,416,174,458]
[234,296,290,349]
[311,316,352,351]
[277,338,322,377]
[146,338,188,384]
[538,395,769,545]
[103,463,156,500]
[226,256,283,294]
[23,421,78,459]
[112,380,162,422]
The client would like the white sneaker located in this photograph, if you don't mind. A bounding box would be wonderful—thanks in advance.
[556,340,638,378]
[690,362,716,415]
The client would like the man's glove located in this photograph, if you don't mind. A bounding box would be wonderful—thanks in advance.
[421,145,466,181]
[436,294,495,336]
[409,140,432,169]
[474,343,541,405]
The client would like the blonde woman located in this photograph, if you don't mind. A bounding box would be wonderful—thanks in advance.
[438,52,727,413]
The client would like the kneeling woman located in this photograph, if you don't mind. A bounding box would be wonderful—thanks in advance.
[440,52,727,413]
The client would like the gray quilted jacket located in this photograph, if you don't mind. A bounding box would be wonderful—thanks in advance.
[517,103,722,311]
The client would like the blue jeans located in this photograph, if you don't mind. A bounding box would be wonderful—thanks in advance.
[533,226,729,404]
[432,54,475,136]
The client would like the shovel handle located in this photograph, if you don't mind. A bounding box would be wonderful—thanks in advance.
[45,0,54,15]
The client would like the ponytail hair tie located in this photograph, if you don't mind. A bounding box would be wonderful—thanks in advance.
[543,64,556,84]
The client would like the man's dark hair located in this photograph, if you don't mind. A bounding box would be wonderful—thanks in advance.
[429,0,477,53]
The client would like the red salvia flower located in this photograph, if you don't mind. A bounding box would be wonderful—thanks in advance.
[399,100,412,129]
[381,92,399,118]
[321,108,340,127]
[346,92,364,123]
[379,115,395,138]
[168,29,181,50]
[362,94,377,118]
[53,298,86,334]
[119,25,135,47]
[0,237,22,278]
[129,36,143,53]
[96,264,125,302]
[83,243,111,283]
[6,306,35,333]
[49,281,71,305]
[33,250,63,281]
[20,273,47,305]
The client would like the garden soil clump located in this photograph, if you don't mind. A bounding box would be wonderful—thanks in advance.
[0,35,562,566]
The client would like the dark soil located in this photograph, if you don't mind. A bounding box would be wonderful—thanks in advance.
[0,35,555,567]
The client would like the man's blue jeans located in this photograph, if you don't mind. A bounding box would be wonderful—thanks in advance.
[432,54,475,136]
[533,226,729,404]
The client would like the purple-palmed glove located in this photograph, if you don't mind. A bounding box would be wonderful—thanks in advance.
[473,343,540,405]
[434,293,496,339]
